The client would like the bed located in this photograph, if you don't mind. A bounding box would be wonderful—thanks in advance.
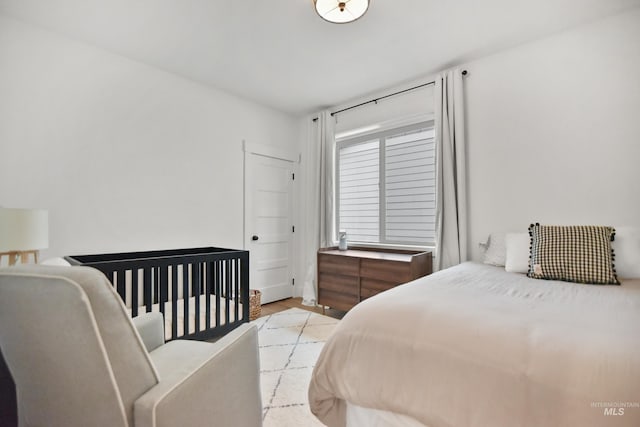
[309,262,640,427]
[66,247,249,341]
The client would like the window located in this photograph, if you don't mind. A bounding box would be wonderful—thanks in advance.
[336,122,436,247]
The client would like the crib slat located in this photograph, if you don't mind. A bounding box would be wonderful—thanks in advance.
[131,269,139,318]
[159,266,168,319]
[215,260,221,327]
[143,268,152,313]
[183,263,189,336]
[206,262,212,330]
[116,270,126,302]
[155,267,161,305]
[193,262,201,332]
[225,259,231,326]
[171,264,178,340]
[234,259,240,321]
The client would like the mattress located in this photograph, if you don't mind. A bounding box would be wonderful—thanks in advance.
[309,262,640,427]
[128,294,241,340]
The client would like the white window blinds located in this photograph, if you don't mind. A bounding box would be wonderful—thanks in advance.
[338,140,379,242]
[337,123,435,246]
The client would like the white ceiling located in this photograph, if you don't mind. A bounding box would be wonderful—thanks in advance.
[1,0,639,115]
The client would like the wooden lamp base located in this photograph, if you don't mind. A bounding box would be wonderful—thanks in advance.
[0,250,39,266]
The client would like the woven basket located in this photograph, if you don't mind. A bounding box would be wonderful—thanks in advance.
[248,289,262,321]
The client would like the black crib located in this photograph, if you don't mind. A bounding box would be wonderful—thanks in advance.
[66,247,249,341]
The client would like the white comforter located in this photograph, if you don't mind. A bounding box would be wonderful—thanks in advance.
[309,262,640,427]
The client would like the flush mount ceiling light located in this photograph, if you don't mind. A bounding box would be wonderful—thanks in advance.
[314,0,370,24]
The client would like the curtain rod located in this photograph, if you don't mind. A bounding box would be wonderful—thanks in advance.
[331,81,434,117]
[312,69,467,122]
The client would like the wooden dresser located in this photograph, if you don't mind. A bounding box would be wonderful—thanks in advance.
[317,246,432,311]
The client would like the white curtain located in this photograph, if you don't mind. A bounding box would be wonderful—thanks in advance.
[434,69,468,271]
[302,110,336,306]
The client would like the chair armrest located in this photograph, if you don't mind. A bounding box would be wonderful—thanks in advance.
[134,323,262,427]
[132,312,165,352]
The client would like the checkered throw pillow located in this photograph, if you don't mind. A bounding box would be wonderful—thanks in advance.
[528,224,619,285]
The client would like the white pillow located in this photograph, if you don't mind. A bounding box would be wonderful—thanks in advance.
[504,233,530,273]
[482,232,507,266]
[40,257,72,267]
[612,226,640,279]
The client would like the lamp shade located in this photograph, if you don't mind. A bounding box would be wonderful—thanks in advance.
[314,0,369,24]
[0,208,49,252]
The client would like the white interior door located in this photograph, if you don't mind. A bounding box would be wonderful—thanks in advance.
[245,153,294,304]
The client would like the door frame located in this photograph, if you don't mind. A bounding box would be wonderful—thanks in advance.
[242,141,299,302]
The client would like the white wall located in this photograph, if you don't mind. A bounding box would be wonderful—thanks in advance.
[465,8,640,261]
[0,15,299,263]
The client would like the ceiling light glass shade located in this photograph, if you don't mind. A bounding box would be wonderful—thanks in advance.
[0,208,49,252]
[314,0,370,24]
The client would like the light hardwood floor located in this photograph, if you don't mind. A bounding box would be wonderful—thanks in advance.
[259,297,345,320]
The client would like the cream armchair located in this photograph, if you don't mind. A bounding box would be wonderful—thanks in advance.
[0,265,262,427]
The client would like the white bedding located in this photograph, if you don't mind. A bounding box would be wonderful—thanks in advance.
[346,402,427,427]
[309,262,640,427]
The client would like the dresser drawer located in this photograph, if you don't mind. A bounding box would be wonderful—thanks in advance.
[360,259,412,283]
[318,273,359,296]
[318,289,359,312]
[318,254,359,276]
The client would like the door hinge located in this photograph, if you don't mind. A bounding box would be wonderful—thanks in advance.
[292,225,295,233]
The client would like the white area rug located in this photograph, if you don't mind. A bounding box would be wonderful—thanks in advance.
[253,307,339,427]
